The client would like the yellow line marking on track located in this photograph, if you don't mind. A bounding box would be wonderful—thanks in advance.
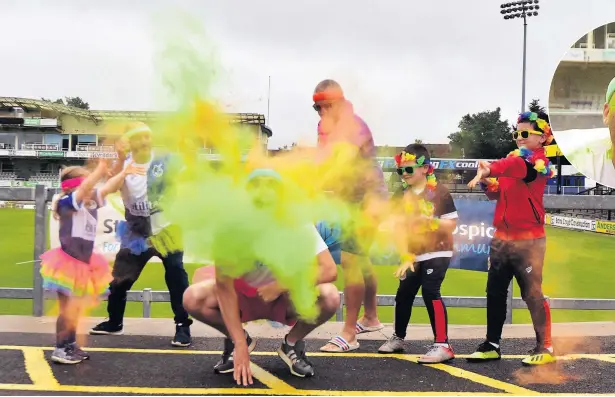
[21,347,60,388]
[395,355,540,395]
[574,354,615,364]
[249,362,298,393]
[1,383,614,396]
[1,345,606,360]
[0,383,519,395]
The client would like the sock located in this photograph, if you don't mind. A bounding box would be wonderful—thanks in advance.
[434,342,449,348]
[285,335,296,346]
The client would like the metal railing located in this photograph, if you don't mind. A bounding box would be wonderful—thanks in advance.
[1,186,615,324]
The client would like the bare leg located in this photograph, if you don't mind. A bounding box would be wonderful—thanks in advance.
[182,280,229,336]
[359,257,381,326]
[286,283,340,343]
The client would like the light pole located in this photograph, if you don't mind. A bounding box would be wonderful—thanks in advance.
[501,0,540,113]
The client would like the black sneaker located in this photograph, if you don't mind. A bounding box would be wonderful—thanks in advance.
[277,337,315,378]
[171,319,193,347]
[466,340,502,362]
[214,332,256,374]
[89,320,123,335]
[69,343,90,360]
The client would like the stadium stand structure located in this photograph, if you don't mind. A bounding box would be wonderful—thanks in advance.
[0,97,272,187]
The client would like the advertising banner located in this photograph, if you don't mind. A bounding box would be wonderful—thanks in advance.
[548,215,596,232]
[596,220,615,235]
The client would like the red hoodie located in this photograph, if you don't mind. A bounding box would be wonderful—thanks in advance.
[482,148,548,241]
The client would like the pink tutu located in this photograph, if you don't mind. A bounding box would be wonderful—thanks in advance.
[40,248,112,298]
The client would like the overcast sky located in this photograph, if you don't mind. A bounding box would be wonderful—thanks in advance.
[2,0,614,148]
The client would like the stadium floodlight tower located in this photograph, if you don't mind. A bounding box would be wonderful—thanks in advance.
[501,0,540,113]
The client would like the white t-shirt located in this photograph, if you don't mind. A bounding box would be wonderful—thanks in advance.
[241,225,329,288]
[120,151,172,234]
[566,133,615,188]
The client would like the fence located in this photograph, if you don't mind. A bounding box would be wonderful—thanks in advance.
[1,186,615,324]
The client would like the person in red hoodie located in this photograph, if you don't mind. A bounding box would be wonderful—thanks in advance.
[466,111,556,366]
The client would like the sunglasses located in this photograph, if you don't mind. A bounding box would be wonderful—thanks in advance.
[396,165,422,175]
[313,102,334,112]
[512,130,543,140]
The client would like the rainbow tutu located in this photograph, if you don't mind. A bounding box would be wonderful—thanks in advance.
[40,248,112,297]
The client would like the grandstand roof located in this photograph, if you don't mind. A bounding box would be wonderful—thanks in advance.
[0,97,268,131]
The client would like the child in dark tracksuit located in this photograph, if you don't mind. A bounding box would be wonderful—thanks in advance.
[466,111,556,366]
[378,144,458,364]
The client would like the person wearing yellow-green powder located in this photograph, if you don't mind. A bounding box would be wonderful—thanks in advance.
[566,77,615,187]
[89,122,193,347]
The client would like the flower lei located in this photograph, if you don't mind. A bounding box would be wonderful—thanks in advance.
[508,147,556,178]
[394,151,439,232]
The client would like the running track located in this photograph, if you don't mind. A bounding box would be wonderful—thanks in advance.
[1,333,615,395]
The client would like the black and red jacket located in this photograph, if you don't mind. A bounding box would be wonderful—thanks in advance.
[481,148,549,241]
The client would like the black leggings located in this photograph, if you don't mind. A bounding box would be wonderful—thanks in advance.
[394,257,450,343]
[486,237,551,348]
[56,293,77,348]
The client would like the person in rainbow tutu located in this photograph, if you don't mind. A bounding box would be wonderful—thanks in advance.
[42,157,144,364]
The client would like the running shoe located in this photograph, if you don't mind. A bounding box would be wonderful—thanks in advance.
[51,344,83,365]
[378,334,405,353]
[214,331,256,374]
[277,337,315,377]
[521,346,556,366]
[417,344,455,364]
[466,340,502,362]
[89,320,123,335]
[171,319,193,347]
[69,343,90,360]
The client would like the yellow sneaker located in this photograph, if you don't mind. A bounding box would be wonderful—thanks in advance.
[521,347,556,366]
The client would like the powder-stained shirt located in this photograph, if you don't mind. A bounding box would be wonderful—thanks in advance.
[56,190,105,262]
[120,151,179,238]
[567,134,615,188]
[240,225,329,288]
[318,115,387,202]
[392,183,458,262]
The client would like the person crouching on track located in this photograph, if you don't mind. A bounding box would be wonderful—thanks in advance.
[42,158,144,364]
[466,111,556,366]
[378,144,458,364]
[182,169,340,385]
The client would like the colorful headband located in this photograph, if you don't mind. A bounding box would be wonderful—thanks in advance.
[518,112,554,145]
[124,124,152,139]
[394,151,429,167]
[61,177,85,191]
[247,168,282,182]
[312,91,345,102]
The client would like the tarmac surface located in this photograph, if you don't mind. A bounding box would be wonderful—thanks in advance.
[1,332,615,395]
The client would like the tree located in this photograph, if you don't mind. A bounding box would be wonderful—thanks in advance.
[41,96,90,109]
[528,98,546,114]
[414,139,423,144]
[447,107,516,159]
[64,96,90,110]
[41,97,64,105]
